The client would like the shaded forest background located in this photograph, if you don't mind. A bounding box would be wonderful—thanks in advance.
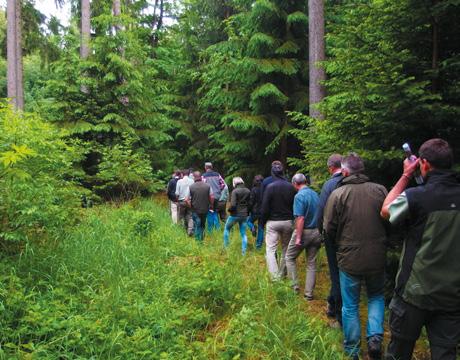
[0,0,459,244]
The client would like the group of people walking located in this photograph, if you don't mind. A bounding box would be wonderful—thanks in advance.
[166,138,460,360]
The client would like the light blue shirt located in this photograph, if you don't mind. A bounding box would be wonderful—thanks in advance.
[293,186,320,229]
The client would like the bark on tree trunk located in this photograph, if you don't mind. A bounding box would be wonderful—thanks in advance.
[7,0,17,108]
[80,0,90,93]
[308,0,326,119]
[113,0,128,105]
[113,0,122,33]
[15,0,24,110]
[81,0,91,60]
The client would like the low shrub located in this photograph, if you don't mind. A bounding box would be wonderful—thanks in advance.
[0,103,83,251]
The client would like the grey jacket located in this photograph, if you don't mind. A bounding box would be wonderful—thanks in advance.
[229,185,251,217]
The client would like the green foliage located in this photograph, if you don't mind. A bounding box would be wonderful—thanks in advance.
[94,137,160,200]
[196,0,309,178]
[40,12,173,197]
[292,0,460,185]
[0,104,82,248]
[0,199,343,358]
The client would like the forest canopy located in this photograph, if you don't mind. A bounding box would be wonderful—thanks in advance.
[1,0,459,193]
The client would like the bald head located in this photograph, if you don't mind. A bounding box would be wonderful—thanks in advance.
[193,171,202,181]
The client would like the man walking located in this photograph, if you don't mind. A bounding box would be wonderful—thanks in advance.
[202,162,226,232]
[381,138,460,360]
[317,154,343,324]
[260,160,285,198]
[167,170,181,224]
[217,183,229,223]
[261,162,296,280]
[324,153,388,360]
[186,171,214,242]
[285,173,322,300]
[175,169,194,236]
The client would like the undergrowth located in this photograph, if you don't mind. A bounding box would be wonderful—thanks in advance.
[0,199,343,359]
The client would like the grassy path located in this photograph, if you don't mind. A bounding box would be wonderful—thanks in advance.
[0,198,430,359]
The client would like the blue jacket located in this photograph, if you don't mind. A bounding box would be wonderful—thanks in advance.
[316,172,343,233]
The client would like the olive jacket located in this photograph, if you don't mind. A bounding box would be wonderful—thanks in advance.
[323,174,388,275]
[228,185,251,217]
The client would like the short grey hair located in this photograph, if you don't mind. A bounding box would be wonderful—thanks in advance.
[204,162,213,169]
[341,153,365,175]
[327,154,342,169]
[291,173,307,185]
[232,177,244,187]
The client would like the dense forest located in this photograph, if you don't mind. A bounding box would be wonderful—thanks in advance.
[1,0,459,246]
[0,0,459,358]
[0,0,459,242]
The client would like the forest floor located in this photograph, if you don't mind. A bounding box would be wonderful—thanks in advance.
[0,197,432,359]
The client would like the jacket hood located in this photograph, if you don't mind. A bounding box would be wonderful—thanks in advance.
[341,173,369,185]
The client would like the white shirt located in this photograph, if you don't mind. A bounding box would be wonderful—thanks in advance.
[175,177,194,201]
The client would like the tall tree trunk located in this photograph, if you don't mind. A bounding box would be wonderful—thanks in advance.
[151,0,159,47]
[15,0,24,110]
[81,0,90,60]
[80,0,90,93]
[308,0,326,119]
[113,0,122,33]
[7,0,17,108]
[152,0,163,46]
[113,0,128,105]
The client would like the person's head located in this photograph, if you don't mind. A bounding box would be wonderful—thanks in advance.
[232,177,244,188]
[341,153,365,177]
[418,138,453,177]
[271,160,284,177]
[253,174,264,187]
[174,170,182,178]
[327,154,342,174]
[193,171,202,181]
[204,162,213,171]
[182,169,190,177]
[291,173,308,191]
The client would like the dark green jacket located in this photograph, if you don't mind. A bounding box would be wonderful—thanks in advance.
[396,170,460,311]
[323,174,388,275]
[229,185,251,217]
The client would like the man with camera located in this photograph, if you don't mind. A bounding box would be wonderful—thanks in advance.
[381,138,460,360]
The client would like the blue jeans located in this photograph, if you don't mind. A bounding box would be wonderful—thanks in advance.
[247,213,264,249]
[192,212,207,241]
[206,210,220,233]
[339,270,384,357]
[223,216,248,255]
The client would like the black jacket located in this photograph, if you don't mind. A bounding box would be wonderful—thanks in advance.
[261,178,296,223]
[250,186,262,216]
[167,177,179,201]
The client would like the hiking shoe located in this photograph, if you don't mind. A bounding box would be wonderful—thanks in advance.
[367,336,382,360]
[304,294,314,301]
[326,302,336,318]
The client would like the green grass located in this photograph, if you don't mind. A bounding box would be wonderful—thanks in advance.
[0,198,344,359]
